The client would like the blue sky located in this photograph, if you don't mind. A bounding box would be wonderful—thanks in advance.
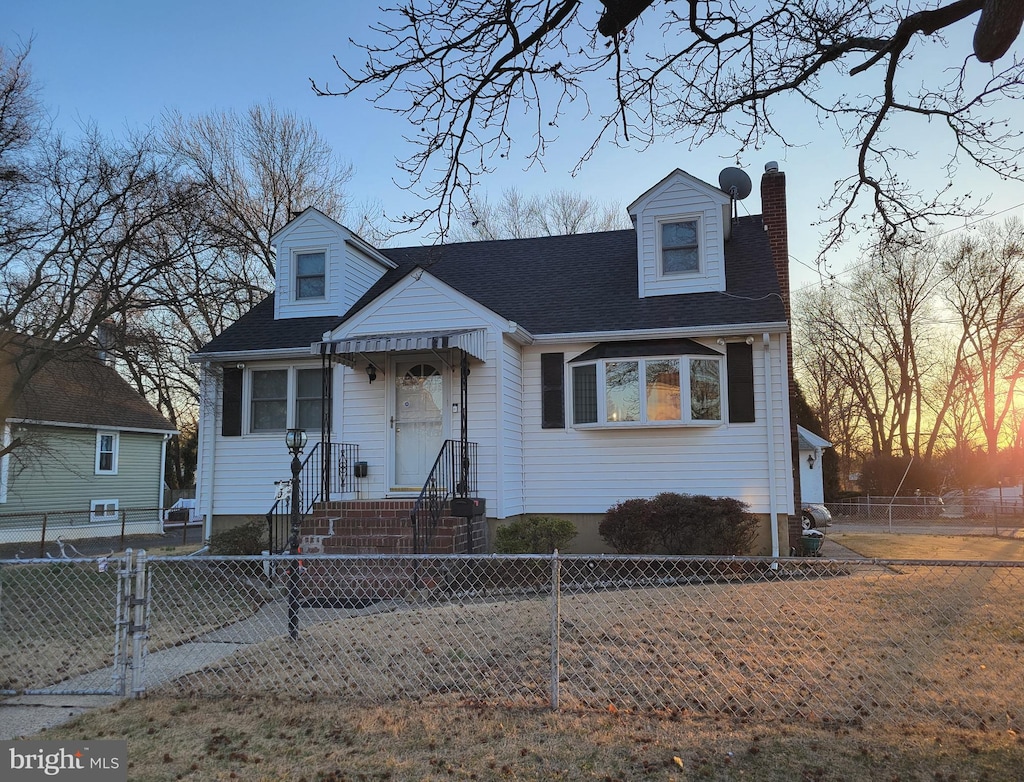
[6,1,1023,292]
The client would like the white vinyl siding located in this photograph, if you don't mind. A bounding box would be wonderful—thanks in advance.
[273,211,391,320]
[498,336,525,517]
[522,338,791,517]
[631,173,727,298]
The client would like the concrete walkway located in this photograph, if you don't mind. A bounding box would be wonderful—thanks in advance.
[0,596,392,739]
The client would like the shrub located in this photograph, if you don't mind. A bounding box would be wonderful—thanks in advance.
[494,515,576,554]
[208,518,267,555]
[599,498,658,553]
[599,493,759,556]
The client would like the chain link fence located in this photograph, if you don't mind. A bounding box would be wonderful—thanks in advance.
[2,552,1023,729]
[0,507,178,558]
[827,496,1024,528]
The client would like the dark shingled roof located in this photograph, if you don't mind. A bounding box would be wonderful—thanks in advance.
[195,215,785,355]
[2,335,175,432]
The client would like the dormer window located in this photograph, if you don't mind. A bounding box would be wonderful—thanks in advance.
[295,251,326,299]
[660,217,701,275]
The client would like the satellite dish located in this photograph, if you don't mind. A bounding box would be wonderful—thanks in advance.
[718,167,752,200]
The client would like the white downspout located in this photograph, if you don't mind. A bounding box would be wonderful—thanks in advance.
[197,363,214,542]
[763,333,781,559]
[159,432,172,511]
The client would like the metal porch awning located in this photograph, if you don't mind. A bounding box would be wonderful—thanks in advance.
[315,328,487,362]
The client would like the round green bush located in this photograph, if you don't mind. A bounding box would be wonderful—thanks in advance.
[494,515,576,554]
[208,518,267,555]
[599,493,758,555]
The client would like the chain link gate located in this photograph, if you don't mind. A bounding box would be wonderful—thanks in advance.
[0,549,149,697]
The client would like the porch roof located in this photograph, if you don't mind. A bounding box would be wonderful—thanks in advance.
[316,328,487,362]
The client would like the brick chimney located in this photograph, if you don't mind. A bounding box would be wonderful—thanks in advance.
[760,162,789,318]
[760,163,803,552]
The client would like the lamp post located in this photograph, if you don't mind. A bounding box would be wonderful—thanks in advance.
[285,428,306,641]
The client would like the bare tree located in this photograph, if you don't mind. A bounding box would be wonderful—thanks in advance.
[164,103,357,281]
[453,187,627,241]
[940,217,1024,457]
[0,42,199,462]
[317,1,1024,244]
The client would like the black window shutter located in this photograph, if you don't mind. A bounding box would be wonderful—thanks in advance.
[727,343,755,423]
[222,367,243,436]
[540,353,565,429]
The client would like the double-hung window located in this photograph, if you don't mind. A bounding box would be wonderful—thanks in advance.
[249,367,323,433]
[95,431,119,474]
[295,251,326,299]
[251,370,288,431]
[572,353,723,427]
[660,218,700,275]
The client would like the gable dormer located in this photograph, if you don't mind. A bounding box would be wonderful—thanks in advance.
[627,169,732,299]
[271,208,397,320]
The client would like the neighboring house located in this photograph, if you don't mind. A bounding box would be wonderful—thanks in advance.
[0,334,176,541]
[797,425,832,505]
[193,165,802,556]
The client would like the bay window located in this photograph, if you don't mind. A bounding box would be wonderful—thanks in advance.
[571,354,723,426]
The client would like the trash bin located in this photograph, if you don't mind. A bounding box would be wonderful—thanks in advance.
[801,528,824,556]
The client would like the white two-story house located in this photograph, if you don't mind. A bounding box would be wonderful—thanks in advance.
[192,165,800,555]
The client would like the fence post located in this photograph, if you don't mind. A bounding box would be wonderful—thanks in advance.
[550,550,561,711]
[130,549,149,699]
[38,513,47,558]
[120,510,127,551]
[112,548,133,697]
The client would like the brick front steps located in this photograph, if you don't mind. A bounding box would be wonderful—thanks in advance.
[299,500,466,556]
[294,499,478,606]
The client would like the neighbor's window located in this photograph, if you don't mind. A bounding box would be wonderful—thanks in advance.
[295,368,323,430]
[91,499,118,521]
[251,369,288,431]
[660,219,700,275]
[295,251,326,299]
[572,356,722,426]
[95,431,119,474]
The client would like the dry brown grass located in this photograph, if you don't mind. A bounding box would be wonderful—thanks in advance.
[40,695,1024,781]
[16,539,1024,779]
[832,533,1024,561]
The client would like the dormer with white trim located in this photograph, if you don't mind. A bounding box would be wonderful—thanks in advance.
[627,169,732,299]
[272,208,397,320]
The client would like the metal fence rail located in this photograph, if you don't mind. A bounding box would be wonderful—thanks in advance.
[0,507,173,557]
[3,552,1023,729]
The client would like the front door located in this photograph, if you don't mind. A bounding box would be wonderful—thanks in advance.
[391,360,446,491]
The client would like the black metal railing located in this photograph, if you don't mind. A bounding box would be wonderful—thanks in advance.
[410,439,478,555]
[266,442,360,554]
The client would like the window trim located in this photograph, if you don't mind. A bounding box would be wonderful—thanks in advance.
[246,365,324,435]
[656,214,703,278]
[294,249,327,301]
[95,431,119,475]
[91,499,119,522]
[571,354,724,428]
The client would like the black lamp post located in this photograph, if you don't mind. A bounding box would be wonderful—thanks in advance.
[285,427,306,641]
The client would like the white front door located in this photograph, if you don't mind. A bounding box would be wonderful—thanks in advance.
[391,360,446,491]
